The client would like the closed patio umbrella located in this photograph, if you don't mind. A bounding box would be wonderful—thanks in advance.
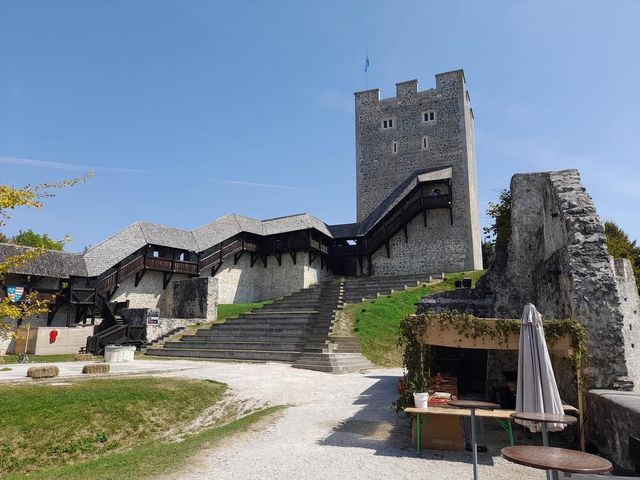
[515,303,565,433]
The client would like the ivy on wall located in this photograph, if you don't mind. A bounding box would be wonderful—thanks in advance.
[394,310,588,411]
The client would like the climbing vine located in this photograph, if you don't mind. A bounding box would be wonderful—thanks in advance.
[394,310,588,412]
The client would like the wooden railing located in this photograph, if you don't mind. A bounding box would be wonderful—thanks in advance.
[146,257,172,271]
[120,255,144,278]
[172,260,198,274]
[330,190,451,258]
[94,271,117,294]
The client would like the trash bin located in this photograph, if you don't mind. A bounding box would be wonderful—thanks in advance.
[104,345,136,363]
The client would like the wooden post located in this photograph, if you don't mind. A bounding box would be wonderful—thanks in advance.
[24,324,30,355]
[577,367,585,452]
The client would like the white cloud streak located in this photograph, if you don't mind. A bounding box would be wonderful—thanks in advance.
[0,156,156,174]
[214,179,309,191]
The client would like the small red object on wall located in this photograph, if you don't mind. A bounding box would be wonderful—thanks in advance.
[49,329,58,344]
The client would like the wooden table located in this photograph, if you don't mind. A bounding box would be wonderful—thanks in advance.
[448,400,500,480]
[502,446,612,475]
[405,405,515,454]
[404,404,579,455]
[510,412,578,480]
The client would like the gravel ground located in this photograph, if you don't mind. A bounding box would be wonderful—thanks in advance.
[154,361,544,480]
[0,358,199,382]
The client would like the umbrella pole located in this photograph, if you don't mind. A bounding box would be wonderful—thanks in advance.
[577,367,585,452]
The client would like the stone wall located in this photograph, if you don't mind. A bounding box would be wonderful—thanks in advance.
[479,169,638,390]
[585,389,640,473]
[209,251,332,303]
[111,270,191,312]
[419,168,640,399]
[166,277,217,321]
[355,70,482,273]
[614,258,640,389]
[371,210,468,276]
[146,317,202,343]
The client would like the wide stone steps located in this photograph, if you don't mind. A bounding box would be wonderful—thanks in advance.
[162,340,306,352]
[292,353,373,373]
[149,347,301,362]
[180,334,329,344]
[147,278,372,373]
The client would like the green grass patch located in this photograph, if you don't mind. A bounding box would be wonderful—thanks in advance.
[0,353,84,364]
[346,271,485,367]
[216,301,272,322]
[0,377,227,477]
[6,405,284,480]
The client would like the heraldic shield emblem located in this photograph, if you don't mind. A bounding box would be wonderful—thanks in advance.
[7,286,24,303]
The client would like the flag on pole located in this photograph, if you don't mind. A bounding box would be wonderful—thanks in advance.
[365,54,370,73]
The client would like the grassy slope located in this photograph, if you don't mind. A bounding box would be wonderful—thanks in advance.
[347,270,485,367]
[0,377,227,477]
[8,406,284,480]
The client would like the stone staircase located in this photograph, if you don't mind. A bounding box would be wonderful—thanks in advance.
[146,273,441,373]
[342,273,441,304]
[146,278,372,373]
[146,326,188,347]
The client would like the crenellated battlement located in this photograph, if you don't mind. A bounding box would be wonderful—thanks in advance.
[355,69,466,112]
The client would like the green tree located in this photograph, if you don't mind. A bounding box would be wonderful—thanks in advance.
[483,189,512,266]
[481,241,495,267]
[11,230,67,251]
[605,221,640,289]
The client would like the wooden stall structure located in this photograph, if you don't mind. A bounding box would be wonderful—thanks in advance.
[414,316,585,450]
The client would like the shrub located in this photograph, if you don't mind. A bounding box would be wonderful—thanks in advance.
[27,366,59,379]
[82,363,110,374]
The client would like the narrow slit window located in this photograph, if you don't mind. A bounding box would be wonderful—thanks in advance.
[392,142,398,154]
[421,135,429,150]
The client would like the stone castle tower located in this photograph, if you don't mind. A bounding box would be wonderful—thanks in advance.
[354,69,483,274]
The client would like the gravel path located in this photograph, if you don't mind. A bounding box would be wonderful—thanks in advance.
[155,360,543,480]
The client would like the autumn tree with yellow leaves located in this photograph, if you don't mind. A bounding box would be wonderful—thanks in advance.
[0,176,90,338]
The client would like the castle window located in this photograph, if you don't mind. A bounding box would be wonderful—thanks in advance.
[421,135,429,151]
[381,117,395,129]
[392,142,398,154]
[422,111,436,123]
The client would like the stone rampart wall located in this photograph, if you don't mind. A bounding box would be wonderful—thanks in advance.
[210,251,332,304]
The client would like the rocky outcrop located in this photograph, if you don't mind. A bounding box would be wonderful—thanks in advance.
[419,169,640,393]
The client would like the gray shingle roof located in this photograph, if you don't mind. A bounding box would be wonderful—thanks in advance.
[4,169,451,278]
[0,243,87,278]
[261,213,332,237]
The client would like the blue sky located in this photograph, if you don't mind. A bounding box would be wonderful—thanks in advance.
[1,0,639,251]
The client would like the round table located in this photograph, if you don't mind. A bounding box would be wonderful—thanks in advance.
[448,400,500,480]
[510,412,578,480]
[502,446,612,475]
